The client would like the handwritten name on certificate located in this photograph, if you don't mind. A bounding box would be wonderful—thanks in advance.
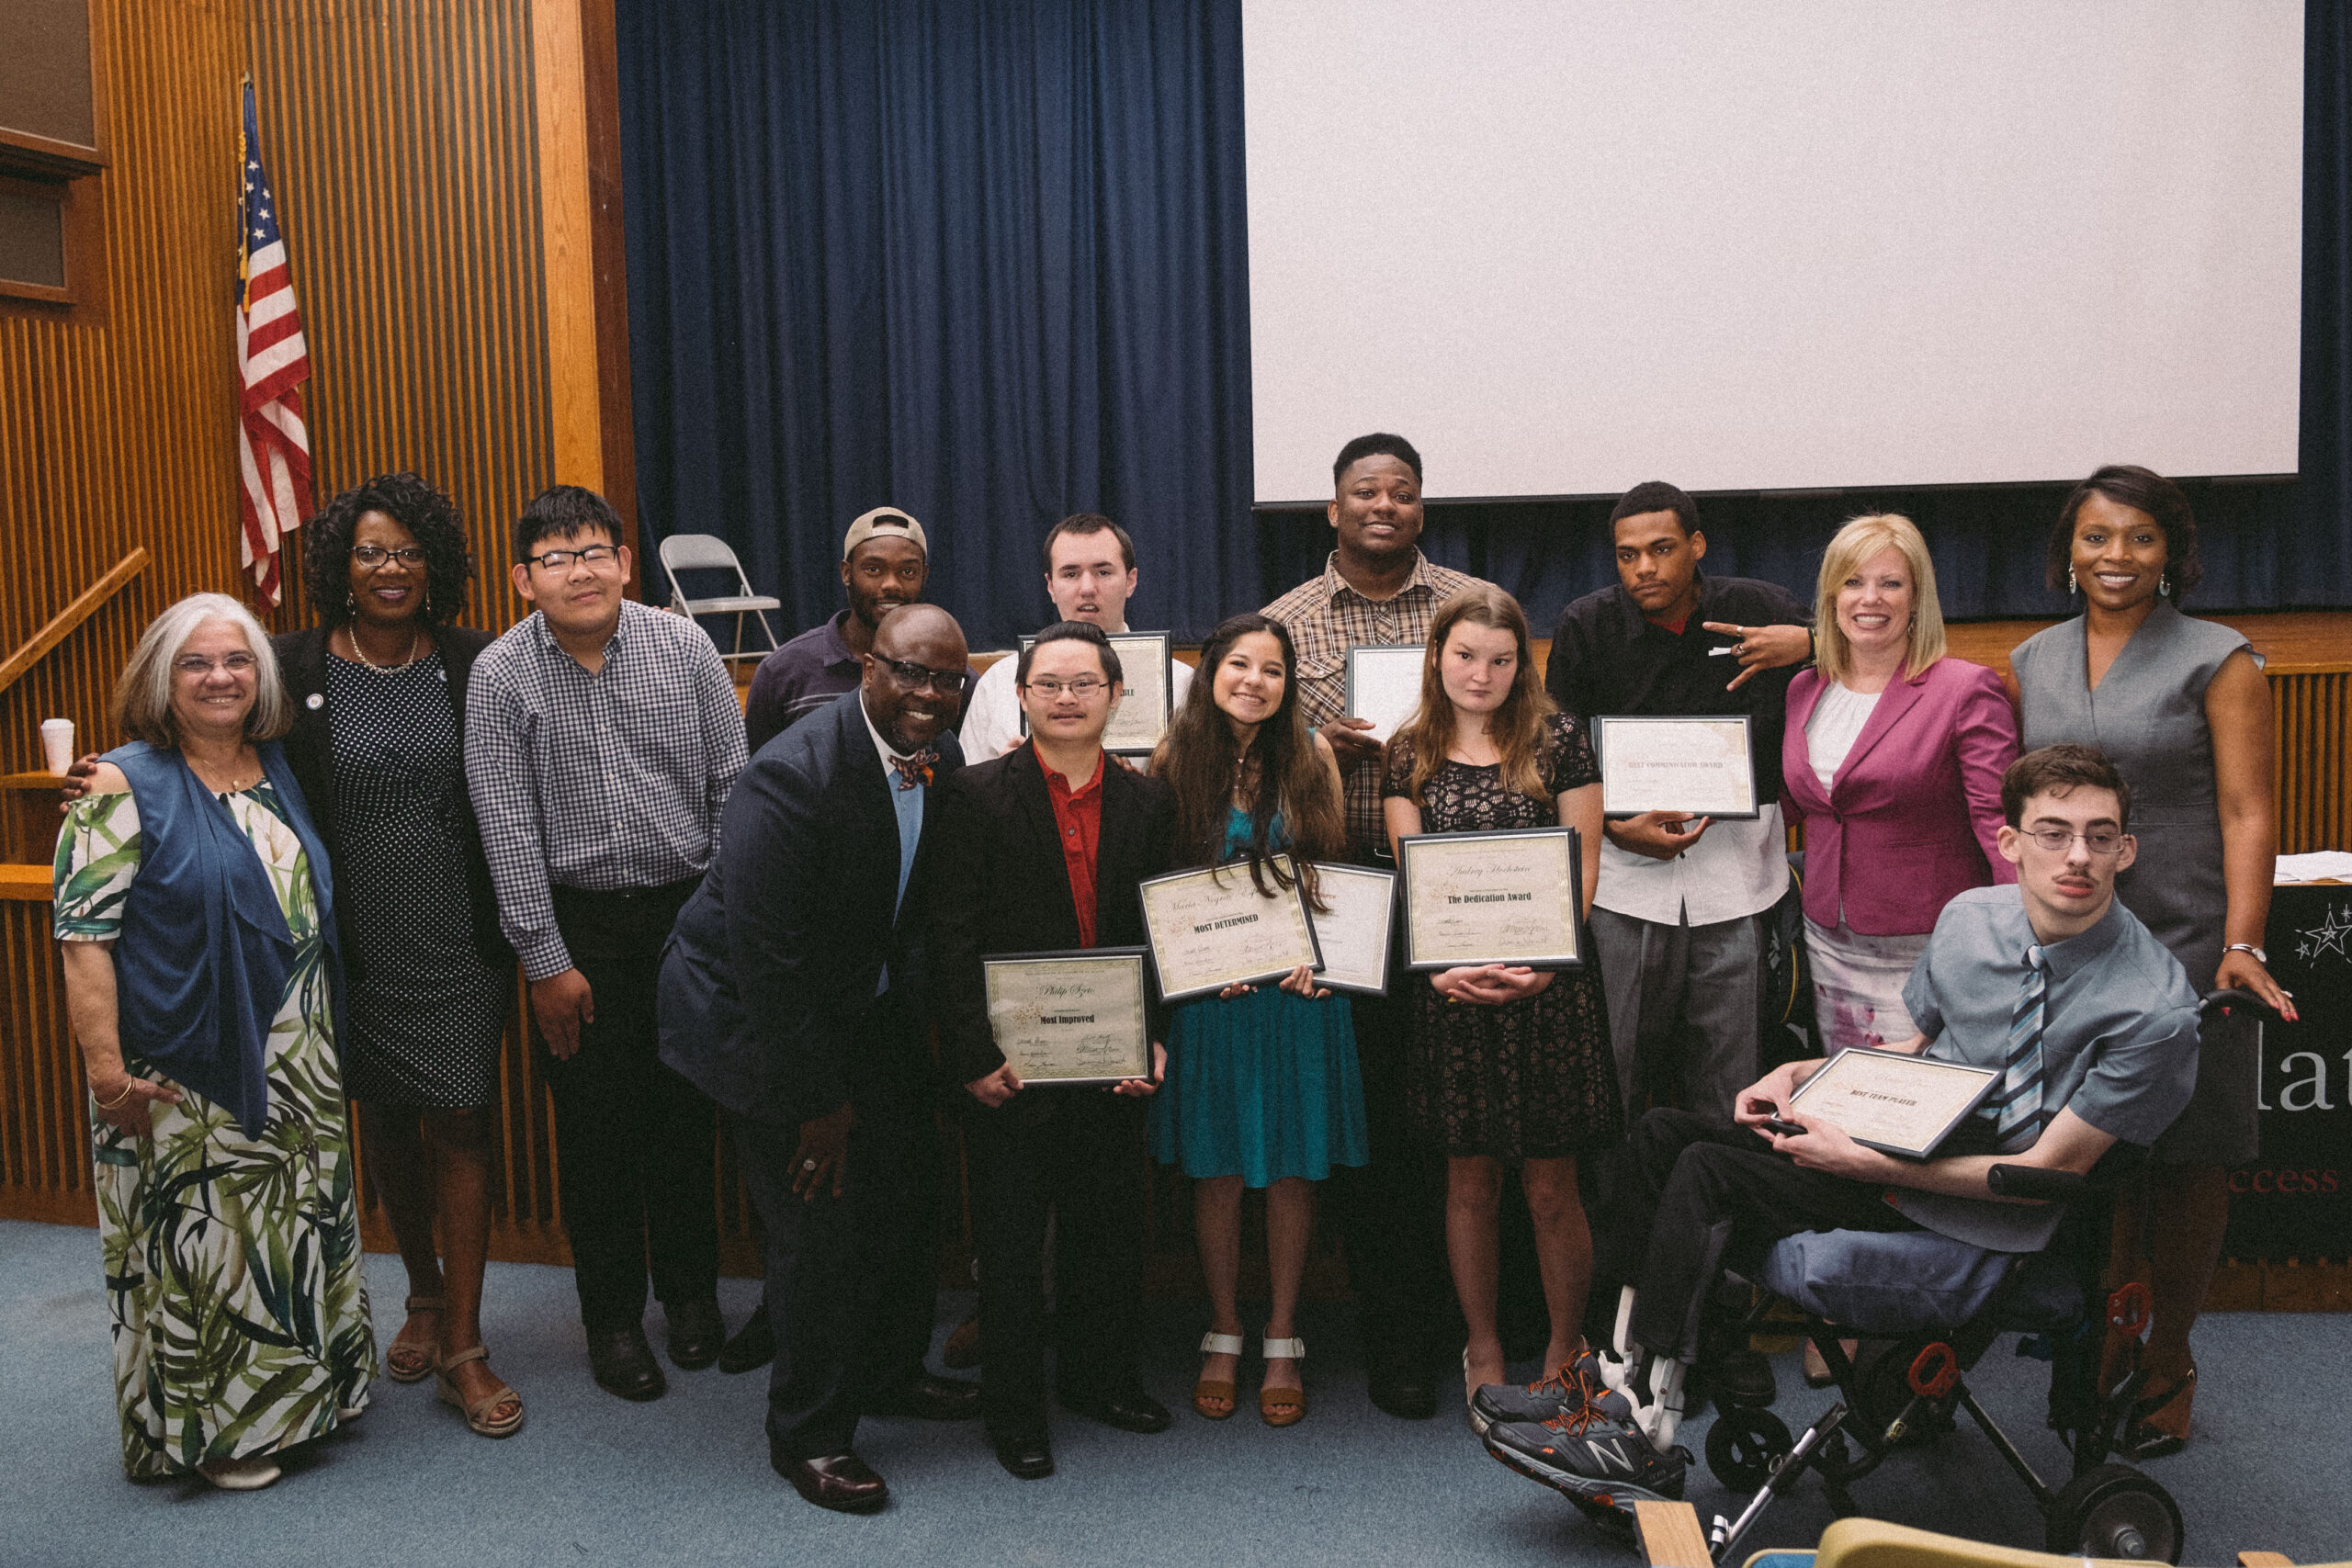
[1138,854,1321,1003]
[983,952,1150,1085]
[1597,716,1758,817]
[1400,829,1581,969]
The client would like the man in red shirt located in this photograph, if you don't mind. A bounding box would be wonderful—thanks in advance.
[927,621,1181,1479]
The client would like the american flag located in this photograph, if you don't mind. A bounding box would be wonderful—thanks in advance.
[236,79,312,607]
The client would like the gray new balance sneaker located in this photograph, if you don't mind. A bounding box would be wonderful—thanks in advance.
[1470,1348,1634,1437]
[1480,1404,1690,1513]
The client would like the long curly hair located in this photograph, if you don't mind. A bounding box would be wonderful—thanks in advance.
[302,472,474,626]
[1390,585,1557,812]
[1150,613,1344,901]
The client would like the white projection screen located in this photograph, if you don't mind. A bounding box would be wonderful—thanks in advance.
[1242,2,2305,504]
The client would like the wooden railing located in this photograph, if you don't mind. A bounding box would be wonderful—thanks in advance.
[0,549,147,700]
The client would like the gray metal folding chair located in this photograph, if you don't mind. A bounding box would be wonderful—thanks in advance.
[657,533,782,661]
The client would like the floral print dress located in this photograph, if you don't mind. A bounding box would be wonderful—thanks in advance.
[54,784,375,1478]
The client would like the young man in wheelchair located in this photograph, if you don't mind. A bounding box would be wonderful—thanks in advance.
[1482,744,2201,1507]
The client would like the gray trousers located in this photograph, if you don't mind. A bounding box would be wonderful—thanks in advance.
[1588,905,1768,1122]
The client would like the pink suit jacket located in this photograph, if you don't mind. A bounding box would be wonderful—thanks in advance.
[1781,656,2019,937]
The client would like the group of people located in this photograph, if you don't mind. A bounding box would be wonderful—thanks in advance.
[54,432,2293,1516]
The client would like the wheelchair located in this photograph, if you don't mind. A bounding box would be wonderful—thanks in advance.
[1695,989,2276,1567]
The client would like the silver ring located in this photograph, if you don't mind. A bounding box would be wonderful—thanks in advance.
[801,1158,818,1172]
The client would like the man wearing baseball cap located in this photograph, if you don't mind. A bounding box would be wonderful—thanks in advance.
[744,507,937,754]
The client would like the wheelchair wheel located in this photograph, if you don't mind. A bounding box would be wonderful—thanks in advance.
[1705,1406,1793,1492]
[2043,1462,2184,1562]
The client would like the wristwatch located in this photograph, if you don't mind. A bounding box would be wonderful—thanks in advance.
[2223,942,2267,964]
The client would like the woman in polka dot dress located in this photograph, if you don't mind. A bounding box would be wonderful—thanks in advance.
[276,474,522,1437]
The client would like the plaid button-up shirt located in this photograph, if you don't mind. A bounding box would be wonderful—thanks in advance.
[465,599,748,979]
[1261,550,1489,857]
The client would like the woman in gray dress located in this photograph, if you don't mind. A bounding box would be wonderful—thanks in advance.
[2010,464,2297,1457]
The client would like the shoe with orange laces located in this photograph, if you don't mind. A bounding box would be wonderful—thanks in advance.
[1480,1397,1689,1512]
[1470,1348,1634,1437]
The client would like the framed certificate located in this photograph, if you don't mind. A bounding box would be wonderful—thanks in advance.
[1344,644,1425,744]
[1786,1046,2001,1160]
[1594,714,1761,819]
[981,948,1152,1086]
[1397,828,1584,971]
[1018,630,1173,755]
[1138,853,1324,1004]
[1304,862,1396,997]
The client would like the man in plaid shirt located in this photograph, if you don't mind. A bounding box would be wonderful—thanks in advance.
[1261,432,1495,1422]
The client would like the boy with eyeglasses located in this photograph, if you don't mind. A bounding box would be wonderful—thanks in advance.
[1482,743,2200,1510]
[465,485,748,1403]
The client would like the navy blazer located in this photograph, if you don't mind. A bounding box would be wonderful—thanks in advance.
[927,745,1179,1106]
[660,690,965,1123]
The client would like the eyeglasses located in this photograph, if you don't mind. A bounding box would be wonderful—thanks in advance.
[352,544,427,568]
[523,544,621,571]
[1023,676,1109,699]
[2023,828,2127,856]
[876,656,968,694]
[174,653,258,676]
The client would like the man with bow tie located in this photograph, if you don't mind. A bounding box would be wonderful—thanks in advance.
[660,603,979,1513]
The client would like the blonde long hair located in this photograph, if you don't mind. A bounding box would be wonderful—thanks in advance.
[1812,513,1946,685]
[1390,585,1556,809]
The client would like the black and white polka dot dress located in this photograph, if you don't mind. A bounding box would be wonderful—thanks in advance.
[326,649,509,1107]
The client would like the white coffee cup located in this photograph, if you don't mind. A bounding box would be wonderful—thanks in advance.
[40,718,74,775]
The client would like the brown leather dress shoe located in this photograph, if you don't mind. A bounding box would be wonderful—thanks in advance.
[773,1447,888,1513]
[865,1371,982,1420]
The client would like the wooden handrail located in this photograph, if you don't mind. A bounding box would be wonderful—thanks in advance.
[0,548,148,698]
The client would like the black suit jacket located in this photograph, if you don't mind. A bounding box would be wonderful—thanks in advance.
[660,690,965,1122]
[271,623,508,983]
[928,746,1178,1103]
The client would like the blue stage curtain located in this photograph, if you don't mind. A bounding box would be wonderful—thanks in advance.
[616,0,1256,650]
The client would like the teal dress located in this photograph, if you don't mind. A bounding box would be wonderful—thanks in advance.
[1149,807,1370,1186]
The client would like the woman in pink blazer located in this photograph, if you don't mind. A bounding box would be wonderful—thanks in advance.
[1781,513,2018,1055]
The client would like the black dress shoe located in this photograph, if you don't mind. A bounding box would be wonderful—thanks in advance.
[718,1298,775,1374]
[991,1434,1055,1480]
[774,1447,888,1512]
[865,1371,982,1420]
[1705,1346,1779,1409]
[1058,1387,1171,1434]
[666,1297,728,1371]
[586,1325,667,1402]
[1367,1364,1439,1420]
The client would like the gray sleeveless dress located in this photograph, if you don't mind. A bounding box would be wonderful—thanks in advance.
[2012,599,2256,1165]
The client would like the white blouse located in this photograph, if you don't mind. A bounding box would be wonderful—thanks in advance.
[1804,680,1882,793]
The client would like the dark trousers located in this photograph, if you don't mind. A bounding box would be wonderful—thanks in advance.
[1328,985,1453,1369]
[962,1090,1148,1441]
[542,881,718,1333]
[736,989,943,1460]
[1600,1109,1917,1360]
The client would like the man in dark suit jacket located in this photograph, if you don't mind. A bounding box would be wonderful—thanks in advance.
[659,604,980,1513]
[929,622,1180,1480]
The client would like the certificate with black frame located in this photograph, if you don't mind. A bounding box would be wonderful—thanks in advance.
[1785,1046,2001,1160]
[981,948,1152,1087]
[1303,862,1396,997]
[1397,828,1583,972]
[1344,644,1425,744]
[1594,714,1761,819]
[1016,630,1173,756]
[1137,853,1324,1004]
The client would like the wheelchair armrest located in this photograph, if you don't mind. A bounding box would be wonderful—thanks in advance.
[2201,987,2280,1025]
[1987,1163,2086,1202]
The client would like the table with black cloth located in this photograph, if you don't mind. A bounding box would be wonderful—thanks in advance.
[2220,882,2352,1263]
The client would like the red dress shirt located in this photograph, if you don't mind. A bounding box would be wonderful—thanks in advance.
[1039,744,1105,947]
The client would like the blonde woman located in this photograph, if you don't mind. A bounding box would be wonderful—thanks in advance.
[1381,586,1619,1410]
[1780,514,2018,1057]
[54,593,375,1489]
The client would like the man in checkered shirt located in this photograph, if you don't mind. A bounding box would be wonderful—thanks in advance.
[1261,432,1497,1423]
[466,485,748,1404]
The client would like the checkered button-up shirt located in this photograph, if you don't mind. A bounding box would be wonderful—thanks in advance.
[1262,550,1489,856]
[465,599,749,979]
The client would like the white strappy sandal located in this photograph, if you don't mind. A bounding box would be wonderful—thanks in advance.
[1261,1330,1306,1427]
[1193,1330,1245,1420]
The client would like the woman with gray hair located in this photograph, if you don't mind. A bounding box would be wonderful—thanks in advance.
[53,592,375,1490]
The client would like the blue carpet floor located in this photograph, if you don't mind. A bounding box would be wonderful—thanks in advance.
[2,1218,2343,1567]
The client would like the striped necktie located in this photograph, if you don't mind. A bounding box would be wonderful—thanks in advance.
[1986,943,2048,1153]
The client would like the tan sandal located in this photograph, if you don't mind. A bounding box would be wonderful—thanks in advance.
[386,1293,444,1383]
[436,1345,525,1438]
[1260,1333,1306,1427]
[1193,1331,1243,1420]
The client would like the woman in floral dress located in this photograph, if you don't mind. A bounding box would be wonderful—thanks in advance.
[54,592,374,1490]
